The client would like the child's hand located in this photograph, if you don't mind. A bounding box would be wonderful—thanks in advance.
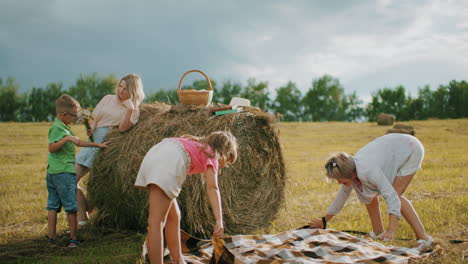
[86,129,93,137]
[98,141,111,148]
[309,218,324,229]
[122,99,135,110]
[213,221,224,238]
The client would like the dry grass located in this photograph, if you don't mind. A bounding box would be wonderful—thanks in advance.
[0,119,467,263]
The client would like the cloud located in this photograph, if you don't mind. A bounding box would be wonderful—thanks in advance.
[217,0,468,97]
[0,0,467,100]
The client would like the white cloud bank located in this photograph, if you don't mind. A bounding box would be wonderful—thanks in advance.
[0,0,467,100]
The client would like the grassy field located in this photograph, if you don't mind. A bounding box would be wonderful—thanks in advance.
[0,119,467,263]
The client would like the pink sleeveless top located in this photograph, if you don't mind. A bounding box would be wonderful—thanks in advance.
[175,138,219,175]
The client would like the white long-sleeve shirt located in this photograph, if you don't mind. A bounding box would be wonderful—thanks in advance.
[326,133,424,218]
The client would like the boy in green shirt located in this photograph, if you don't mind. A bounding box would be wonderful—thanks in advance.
[47,94,109,248]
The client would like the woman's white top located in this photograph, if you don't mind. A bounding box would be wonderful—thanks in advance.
[326,133,424,218]
[93,95,140,128]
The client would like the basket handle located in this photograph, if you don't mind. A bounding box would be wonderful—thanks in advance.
[178,70,213,91]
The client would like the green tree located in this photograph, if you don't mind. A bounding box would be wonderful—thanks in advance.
[405,96,421,120]
[240,78,270,110]
[145,89,179,104]
[431,85,451,118]
[302,75,346,121]
[271,81,302,121]
[16,82,64,121]
[405,95,425,121]
[414,85,433,120]
[404,85,437,121]
[214,81,242,104]
[186,79,217,91]
[15,93,29,121]
[366,86,407,121]
[0,77,21,121]
[447,80,468,118]
[68,73,117,108]
[343,91,365,121]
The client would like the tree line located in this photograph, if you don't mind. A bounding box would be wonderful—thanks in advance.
[1,73,467,122]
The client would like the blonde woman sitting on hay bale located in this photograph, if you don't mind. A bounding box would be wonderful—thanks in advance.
[134,131,238,264]
[309,133,433,253]
[75,73,145,226]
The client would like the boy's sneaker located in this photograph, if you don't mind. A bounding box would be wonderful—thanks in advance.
[46,235,57,244]
[416,236,433,253]
[78,221,88,227]
[68,239,80,248]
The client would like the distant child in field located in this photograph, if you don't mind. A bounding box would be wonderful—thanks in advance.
[75,73,145,225]
[309,133,433,252]
[134,131,238,264]
[46,95,109,248]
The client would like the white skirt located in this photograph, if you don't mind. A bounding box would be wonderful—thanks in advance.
[134,138,191,199]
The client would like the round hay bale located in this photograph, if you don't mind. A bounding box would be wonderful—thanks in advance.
[377,113,396,126]
[386,128,415,136]
[87,103,286,238]
[393,123,414,131]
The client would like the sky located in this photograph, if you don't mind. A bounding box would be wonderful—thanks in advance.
[1,0,467,102]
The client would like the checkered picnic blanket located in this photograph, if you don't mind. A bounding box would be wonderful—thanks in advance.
[152,227,435,263]
[177,228,431,264]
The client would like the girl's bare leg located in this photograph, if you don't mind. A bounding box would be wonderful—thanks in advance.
[393,173,429,240]
[165,200,185,264]
[365,196,384,235]
[147,184,172,264]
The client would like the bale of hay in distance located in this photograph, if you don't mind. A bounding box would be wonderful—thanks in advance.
[87,103,286,238]
[393,123,415,131]
[386,128,415,136]
[386,123,415,136]
[377,113,396,126]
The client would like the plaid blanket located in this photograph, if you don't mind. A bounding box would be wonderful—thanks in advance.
[148,227,436,263]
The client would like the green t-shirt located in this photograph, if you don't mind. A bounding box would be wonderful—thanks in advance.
[47,118,76,174]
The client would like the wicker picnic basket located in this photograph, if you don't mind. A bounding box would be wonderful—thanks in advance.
[177,70,213,106]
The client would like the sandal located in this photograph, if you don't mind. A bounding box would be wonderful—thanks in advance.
[368,231,383,240]
[46,235,56,244]
[68,239,80,248]
[416,236,433,253]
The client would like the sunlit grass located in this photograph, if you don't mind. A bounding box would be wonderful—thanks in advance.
[264,119,468,263]
[0,119,467,263]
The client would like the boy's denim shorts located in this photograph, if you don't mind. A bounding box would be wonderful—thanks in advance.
[46,172,77,213]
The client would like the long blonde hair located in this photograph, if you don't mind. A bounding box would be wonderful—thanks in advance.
[324,152,356,180]
[182,131,238,167]
[115,73,145,107]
